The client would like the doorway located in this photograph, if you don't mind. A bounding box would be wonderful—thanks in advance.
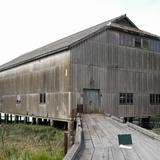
[83,89,101,113]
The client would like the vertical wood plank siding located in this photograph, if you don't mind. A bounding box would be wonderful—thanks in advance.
[0,50,71,121]
[1,28,160,119]
[71,29,160,117]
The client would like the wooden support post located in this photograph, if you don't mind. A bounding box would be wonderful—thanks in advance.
[15,115,19,123]
[4,114,7,123]
[24,116,28,124]
[38,118,42,125]
[19,116,22,122]
[7,114,9,123]
[5,114,9,124]
[43,119,48,125]
[32,117,36,124]
[64,131,68,155]
[68,120,74,149]
[10,114,12,123]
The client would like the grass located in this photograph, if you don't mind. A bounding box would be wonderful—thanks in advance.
[0,123,64,160]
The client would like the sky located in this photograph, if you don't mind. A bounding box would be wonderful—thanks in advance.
[0,0,160,65]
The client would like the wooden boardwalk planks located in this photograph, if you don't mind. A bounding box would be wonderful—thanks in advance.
[79,114,160,160]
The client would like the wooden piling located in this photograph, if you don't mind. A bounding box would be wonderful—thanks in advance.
[32,117,36,124]
[10,114,12,123]
[5,114,9,124]
[15,115,19,123]
[24,116,28,124]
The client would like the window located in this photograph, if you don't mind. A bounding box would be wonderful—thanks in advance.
[143,39,149,49]
[150,94,160,105]
[119,32,160,52]
[120,93,133,105]
[134,37,141,48]
[16,95,21,104]
[119,33,134,47]
[40,93,46,104]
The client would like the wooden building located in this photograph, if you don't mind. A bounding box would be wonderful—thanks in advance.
[0,14,160,123]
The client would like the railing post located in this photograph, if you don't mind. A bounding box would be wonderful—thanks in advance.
[68,120,74,148]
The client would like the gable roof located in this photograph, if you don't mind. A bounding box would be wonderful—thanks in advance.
[113,15,138,29]
[0,14,160,72]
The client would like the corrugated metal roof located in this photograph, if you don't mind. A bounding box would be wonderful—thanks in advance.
[0,14,159,71]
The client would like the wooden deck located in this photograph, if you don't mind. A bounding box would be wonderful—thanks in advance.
[79,114,160,160]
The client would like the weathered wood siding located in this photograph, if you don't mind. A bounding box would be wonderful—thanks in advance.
[70,29,160,117]
[0,50,71,121]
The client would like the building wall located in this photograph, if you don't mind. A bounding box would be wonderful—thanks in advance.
[70,29,160,117]
[0,50,71,121]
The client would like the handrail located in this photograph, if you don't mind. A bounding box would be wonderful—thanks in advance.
[63,116,83,160]
[127,122,160,141]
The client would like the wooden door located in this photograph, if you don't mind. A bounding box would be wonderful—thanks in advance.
[83,89,100,113]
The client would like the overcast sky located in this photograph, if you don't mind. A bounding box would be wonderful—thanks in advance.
[0,0,159,65]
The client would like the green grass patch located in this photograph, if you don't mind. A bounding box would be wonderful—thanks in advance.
[0,123,64,160]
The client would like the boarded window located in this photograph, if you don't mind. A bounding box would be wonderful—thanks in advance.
[134,37,141,48]
[150,94,160,105]
[40,93,46,104]
[120,93,133,105]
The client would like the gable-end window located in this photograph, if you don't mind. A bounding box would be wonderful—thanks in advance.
[150,94,160,105]
[16,95,21,104]
[40,93,46,104]
[120,93,133,105]
[119,33,134,47]
[143,39,149,49]
[134,37,141,48]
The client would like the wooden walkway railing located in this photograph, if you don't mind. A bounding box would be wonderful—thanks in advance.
[63,116,83,160]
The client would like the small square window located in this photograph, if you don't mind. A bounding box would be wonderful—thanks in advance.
[150,94,160,105]
[120,93,133,105]
[16,95,21,104]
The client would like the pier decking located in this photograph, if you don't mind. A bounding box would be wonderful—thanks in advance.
[79,114,160,160]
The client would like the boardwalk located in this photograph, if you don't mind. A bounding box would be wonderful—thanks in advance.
[79,114,160,160]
